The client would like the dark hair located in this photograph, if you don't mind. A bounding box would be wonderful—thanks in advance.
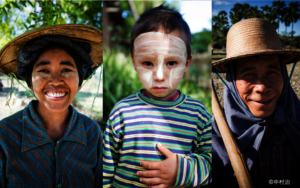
[25,43,84,88]
[130,4,192,59]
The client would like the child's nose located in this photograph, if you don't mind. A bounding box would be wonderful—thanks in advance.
[155,66,164,80]
[154,55,164,80]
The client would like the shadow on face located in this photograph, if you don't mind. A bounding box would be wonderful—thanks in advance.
[235,55,284,118]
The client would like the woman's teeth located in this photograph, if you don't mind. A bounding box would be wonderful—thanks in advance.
[46,92,67,98]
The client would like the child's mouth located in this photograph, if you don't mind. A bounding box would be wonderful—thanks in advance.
[153,87,167,92]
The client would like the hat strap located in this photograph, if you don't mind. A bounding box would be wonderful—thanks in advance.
[212,69,240,103]
[283,61,297,94]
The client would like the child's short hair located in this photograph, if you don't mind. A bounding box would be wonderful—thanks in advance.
[130,4,192,59]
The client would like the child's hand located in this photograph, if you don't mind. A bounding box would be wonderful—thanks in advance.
[137,143,178,188]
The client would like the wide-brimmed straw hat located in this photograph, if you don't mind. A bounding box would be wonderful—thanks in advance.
[213,18,300,73]
[0,24,103,79]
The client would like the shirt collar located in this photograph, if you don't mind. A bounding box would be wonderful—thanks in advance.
[138,89,186,108]
[142,89,180,101]
[22,101,87,152]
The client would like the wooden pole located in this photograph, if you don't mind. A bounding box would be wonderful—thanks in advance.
[212,81,253,188]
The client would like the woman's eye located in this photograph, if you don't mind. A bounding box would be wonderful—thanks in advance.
[268,71,279,75]
[167,61,177,66]
[142,61,153,66]
[62,69,72,73]
[244,73,255,77]
[38,69,49,73]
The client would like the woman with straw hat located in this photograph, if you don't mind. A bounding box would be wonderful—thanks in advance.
[212,18,300,187]
[0,25,103,187]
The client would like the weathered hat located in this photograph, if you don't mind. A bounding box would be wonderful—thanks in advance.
[212,18,300,73]
[0,24,103,79]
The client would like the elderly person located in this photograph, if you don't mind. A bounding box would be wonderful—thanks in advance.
[212,18,300,188]
[0,25,102,187]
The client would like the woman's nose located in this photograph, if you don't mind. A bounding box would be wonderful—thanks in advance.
[253,78,270,93]
[49,72,64,85]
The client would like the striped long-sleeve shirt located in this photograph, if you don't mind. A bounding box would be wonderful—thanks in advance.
[0,100,102,188]
[103,90,212,187]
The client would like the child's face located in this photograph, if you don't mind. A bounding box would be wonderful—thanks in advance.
[132,29,192,100]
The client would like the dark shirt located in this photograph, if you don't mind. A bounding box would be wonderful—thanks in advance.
[0,101,102,188]
[251,124,300,187]
[212,123,300,188]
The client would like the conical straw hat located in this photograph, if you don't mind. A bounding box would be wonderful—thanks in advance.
[0,24,103,79]
[212,18,300,73]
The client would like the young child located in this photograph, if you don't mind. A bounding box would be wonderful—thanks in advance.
[103,5,211,188]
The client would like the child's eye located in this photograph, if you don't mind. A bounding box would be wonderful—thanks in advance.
[62,69,72,73]
[142,61,153,66]
[167,61,177,66]
[38,69,49,73]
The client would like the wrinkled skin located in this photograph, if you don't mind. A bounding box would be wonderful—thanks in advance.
[31,49,79,141]
[235,55,284,118]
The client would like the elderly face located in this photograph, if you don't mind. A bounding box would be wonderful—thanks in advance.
[31,49,79,113]
[235,55,284,118]
[132,29,191,100]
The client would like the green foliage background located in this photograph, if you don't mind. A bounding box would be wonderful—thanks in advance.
[212,0,300,49]
[0,0,102,49]
[103,1,212,124]
[0,0,103,121]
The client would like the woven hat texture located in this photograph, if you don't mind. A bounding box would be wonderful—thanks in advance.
[0,24,102,79]
[213,18,300,73]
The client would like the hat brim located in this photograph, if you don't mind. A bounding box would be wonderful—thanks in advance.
[212,50,300,73]
[0,24,103,80]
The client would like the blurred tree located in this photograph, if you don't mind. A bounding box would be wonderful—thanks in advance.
[103,1,168,51]
[282,7,292,49]
[272,0,286,33]
[261,5,279,30]
[229,3,251,24]
[246,5,262,19]
[288,1,300,50]
[0,0,102,49]
[191,29,212,53]
[212,10,229,48]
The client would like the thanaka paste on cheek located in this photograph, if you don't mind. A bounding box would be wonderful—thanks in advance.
[136,66,153,89]
[32,72,51,91]
[133,32,187,90]
[62,72,77,79]
[169,65,186,89]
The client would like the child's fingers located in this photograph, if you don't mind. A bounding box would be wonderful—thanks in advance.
[140,161,161,170]
[139,177,162,185]
[156,143,174,158]
[137,170,160,177]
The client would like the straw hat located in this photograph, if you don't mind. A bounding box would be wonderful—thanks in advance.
[212,18,300,73]
[0,24,103,79]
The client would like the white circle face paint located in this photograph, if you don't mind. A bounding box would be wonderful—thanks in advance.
[133,32,187,98]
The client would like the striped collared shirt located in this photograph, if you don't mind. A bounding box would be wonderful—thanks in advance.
[0,100,102,188]
[103,90,212,187]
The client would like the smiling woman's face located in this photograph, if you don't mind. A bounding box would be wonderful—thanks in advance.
[235,55,284,118]
[31,49,79,113]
